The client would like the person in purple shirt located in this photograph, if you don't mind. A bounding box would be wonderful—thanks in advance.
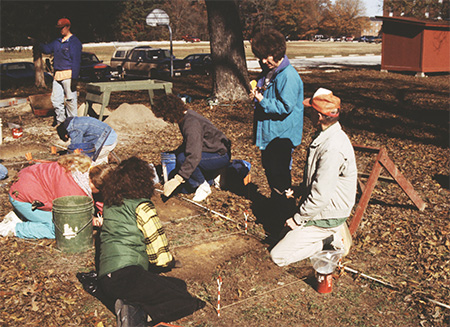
[40,18,82,126]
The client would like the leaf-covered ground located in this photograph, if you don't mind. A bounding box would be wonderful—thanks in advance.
[0,67,449,326]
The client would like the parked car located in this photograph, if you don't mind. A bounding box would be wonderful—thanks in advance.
[369,36,382,43]
[357,35,377,43]
[110,45,141,78]
[313,34,330,42]
[0,61,52,89]
[119,46,191,80]
[182,34,201,43]
[183,53,212,75]
[79,52,112,82]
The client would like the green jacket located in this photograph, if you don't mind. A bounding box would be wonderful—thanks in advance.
[98,198,149,278]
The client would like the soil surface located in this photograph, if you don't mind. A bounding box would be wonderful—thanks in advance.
[0,69,449,327]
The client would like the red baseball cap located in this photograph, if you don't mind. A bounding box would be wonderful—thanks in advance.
[303,88,340,117]
[56,18,71,28]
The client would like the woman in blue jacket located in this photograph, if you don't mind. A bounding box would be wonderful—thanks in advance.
[250,28,304,233]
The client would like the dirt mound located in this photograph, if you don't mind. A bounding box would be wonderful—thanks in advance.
[104,103,168,133]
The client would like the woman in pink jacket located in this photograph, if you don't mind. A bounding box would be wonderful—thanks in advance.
[3,154,92,239]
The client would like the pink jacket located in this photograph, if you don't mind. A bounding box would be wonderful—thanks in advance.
[9,162,89,211]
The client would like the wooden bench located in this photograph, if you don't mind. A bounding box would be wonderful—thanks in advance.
[82,79,173,120]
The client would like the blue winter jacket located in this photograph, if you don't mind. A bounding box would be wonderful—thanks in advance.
[64,117,117,153]
[40,35,82,79]
[254,55,304,150]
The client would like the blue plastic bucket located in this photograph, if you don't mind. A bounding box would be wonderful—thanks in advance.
[161,152,176,183]
[68,142,95,158]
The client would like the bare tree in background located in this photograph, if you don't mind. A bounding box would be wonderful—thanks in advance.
[322,0,366,36]
[240,0,277,38]
[164,0,208,39]
[205,0,249,102]
[384,0,449,20]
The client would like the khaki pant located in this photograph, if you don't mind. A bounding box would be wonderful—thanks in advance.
[270,224,344,267]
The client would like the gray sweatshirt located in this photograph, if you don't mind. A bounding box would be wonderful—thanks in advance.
[177,110,230,180]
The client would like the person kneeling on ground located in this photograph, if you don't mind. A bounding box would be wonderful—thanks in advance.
[57,116,118,165]
[88,163,118,227]
[152,94,231,202]
[270,88,357,266]
[98,157,205,326]
[2,154,93,239]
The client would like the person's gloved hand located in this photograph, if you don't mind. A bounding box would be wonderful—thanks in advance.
[31,200,45,211]
[163,174,184,197]
[70,79,78,93]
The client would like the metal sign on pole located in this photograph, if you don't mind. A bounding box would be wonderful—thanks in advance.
[146,9,173,77]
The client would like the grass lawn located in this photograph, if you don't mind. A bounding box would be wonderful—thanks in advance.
[0,41,381,65]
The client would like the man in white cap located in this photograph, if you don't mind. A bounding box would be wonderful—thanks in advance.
[270,88,357,266]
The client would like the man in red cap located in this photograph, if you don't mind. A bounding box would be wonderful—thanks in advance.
[40,18,82,126]
[270,88,357,266]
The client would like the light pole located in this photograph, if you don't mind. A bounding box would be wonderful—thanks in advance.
[146,9,173,78]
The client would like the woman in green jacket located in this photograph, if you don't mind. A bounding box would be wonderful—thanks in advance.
[98,157,204,326]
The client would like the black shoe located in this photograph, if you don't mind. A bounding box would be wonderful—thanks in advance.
[76,271,98,295]
[115,299,147,327]
[196,299,206,311]
[168,258,183,269]
[322,235,334,250]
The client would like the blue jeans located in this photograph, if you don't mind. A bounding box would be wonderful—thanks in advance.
[51,78,77,124]
[176,152,230,191]
[9,195,55,239]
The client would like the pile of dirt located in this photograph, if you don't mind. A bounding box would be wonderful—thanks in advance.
[104,103,168,133]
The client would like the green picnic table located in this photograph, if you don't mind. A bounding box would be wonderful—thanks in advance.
[82,79,173,120]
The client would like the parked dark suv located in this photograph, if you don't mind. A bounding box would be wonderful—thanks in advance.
[79,52,112,82]
[183,53,212,75]
[119,47,191,79]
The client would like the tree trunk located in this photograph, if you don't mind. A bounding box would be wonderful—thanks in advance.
[32,44,47,88]
[205,0,249,102]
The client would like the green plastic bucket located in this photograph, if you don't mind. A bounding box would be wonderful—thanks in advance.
[52,195,94,253]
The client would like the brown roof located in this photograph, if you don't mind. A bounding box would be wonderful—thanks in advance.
[376,16,450,29]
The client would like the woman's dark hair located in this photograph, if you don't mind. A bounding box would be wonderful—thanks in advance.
[89,164,117,192]
[151,94,186,124]
[251,29,286,62]
[102,156,155,206]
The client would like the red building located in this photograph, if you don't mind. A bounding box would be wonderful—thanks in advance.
[377,16,450,76]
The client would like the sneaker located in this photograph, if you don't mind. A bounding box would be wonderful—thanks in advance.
[0,211,22,237]
[213,174,221,190]
[192,181,211,202]
[115,299,147,327]
[330,223,352,257]
[2,211,21,224]
[340,223,353,257]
